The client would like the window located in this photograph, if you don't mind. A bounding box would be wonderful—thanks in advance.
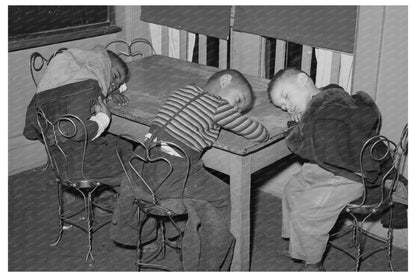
[8,6,121,52]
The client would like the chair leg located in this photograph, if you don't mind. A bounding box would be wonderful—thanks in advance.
[50,179,64,246]
[386,207,395,271]
[84,189,95,264]
[354,221,364,271]
[159,221,167,261]
[136,207,143,271]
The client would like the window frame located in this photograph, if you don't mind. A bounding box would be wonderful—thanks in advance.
[8,6,121,52]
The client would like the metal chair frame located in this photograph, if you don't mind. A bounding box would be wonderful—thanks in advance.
[36,107,113,264]
[116,134,191,271]
[329,124,408,271]
[105,38,156,59]
[30,48,68,172]
[30,48,67,88]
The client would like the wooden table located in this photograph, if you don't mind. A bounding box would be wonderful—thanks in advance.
[108,55,292,271]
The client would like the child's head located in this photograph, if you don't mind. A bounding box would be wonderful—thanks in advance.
[107,50,129,92]
[268,68,319,115]
[205,69,253,113]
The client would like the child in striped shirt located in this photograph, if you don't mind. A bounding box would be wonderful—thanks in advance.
[143,69,269,220]
[111,69,270,251]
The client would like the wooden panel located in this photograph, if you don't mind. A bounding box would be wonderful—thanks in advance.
[351,6,384,98]
[198,34,207,65]
[230,30,263,77]
[274,39,286,73]
[161,25,169,56]
[259,37,267,78]
[330,52,341,84]
[179,30,188,61]
[301,45,313,75]
[374,6,408,143]
[219,39,228,69]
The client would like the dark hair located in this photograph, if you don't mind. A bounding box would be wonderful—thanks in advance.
[107,50,130,82]
[267,67,308,93]
[208,69,254,111]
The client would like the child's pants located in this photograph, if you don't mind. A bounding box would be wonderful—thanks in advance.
[281,162,363,264]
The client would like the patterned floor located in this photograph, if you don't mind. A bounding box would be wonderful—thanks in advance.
[9,165,408,271]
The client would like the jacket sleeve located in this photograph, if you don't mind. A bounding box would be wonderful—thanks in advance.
[214,102,269,142]
[25,80,103,143]
[64,90,101,141]
[23,94,42,141]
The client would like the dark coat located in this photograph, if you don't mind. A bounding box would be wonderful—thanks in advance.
[23,79,130,184]
[286,86,389,185]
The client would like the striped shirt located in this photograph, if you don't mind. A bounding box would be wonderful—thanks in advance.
[152,84,269,152]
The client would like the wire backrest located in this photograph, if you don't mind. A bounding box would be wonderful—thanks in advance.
[30,48,67,88]
[105,38,156,59]
[117,134,191,213]
[350,123,408,212]
[354,135,397,210]
[36,106,90,184]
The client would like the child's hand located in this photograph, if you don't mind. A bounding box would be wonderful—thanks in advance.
[289,112,302,123]
[108,91,129,106]
[93,96,111,118]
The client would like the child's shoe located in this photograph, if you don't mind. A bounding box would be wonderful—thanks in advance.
[298,261,325,271]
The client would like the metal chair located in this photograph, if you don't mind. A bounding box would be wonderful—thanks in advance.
[30,48,67,88]
[30,48,68,172]
[328,123,408,271]
[36,106,113,264]
[105,38,156,60]
[116,134,191,271]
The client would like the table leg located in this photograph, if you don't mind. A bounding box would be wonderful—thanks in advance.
[229,154,251,271]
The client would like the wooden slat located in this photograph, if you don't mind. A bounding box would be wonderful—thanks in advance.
[219,39,227,69]
[351,6,384,97]
[259,37,267,78]
[198,34,207,65]
[230,31,263,77]
[179,30,188,61]
[301,45,313,75]
[274,39,286,73]
[330,52,341,84]
[161,26,169,56]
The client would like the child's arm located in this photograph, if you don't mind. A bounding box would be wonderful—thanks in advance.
[90,96,111,140]
[108,84,129,106]
[214,102,270,142]
[108,91,129,106]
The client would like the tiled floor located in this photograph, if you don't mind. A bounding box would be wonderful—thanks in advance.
[9,165,408,271]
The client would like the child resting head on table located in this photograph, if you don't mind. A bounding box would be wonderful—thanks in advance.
[24,45,133,211]
[110,69,270,270]
[37,45,130,106]
[268,67,393,271]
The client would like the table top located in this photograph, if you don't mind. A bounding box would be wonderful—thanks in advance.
[109,55,291,155]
